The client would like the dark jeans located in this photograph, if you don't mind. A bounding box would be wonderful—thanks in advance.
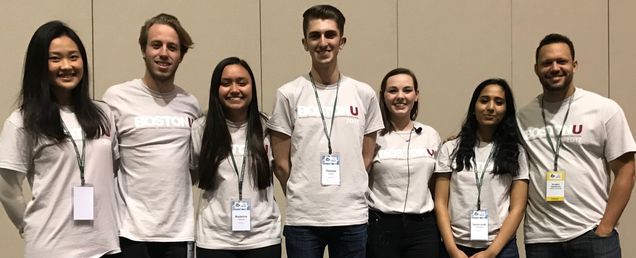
[525,229,621,258]
[115,237,190,258]
[440,237,519,258]
[366,209,440,258]
[196,244,281,258]
[283,224,367,258]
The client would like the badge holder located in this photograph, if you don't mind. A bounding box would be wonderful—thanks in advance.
[545,170,565,201]
[321,152,341,186]
[231,199,251,231]
[470,209,488,241]
[73,184,94,221]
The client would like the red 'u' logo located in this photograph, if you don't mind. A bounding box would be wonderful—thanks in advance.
[572,124,583,134]
[350,106,359,116]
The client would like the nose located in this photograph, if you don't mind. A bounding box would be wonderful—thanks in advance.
[60,58,72,69]
[159,45,169,57]
[550,61,559,71]
[318,35,328,46]
[486,101,495,111]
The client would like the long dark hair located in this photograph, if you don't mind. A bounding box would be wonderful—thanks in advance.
[20,21,109,141]
[453,78,520,176]
[379,67,419,135]
[198,57,272,191]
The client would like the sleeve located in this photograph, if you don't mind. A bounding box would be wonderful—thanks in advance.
[435,141,455,173]
[0,117,32,174]
[266,89,294,136]
[513,145,530,180]
[603,101,636,161]
[364,90,385,134]
[190,120,204,171]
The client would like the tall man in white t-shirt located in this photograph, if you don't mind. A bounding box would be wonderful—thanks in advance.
[517,33,636,258]
[267,4,384,258]
[102,13,201,258]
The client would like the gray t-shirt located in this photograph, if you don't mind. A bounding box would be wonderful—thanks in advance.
[267,75,384,226]
[435,139,529,248]
[103,79,201,241]
[369,122,441,214]
[191,116,281,250]
[0,103,120,258]
[517,88,636,243]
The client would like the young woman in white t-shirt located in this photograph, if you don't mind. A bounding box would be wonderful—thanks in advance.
[434,78,529,258]
[0,21,120,258]
[367,68,442,258]
[191,57,281,258]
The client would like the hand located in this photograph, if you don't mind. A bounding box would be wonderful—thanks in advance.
[449,248,469,258]
[594,225,613,237]
[470,250,496,258]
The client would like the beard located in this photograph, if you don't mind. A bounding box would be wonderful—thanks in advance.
[539,72,574,93]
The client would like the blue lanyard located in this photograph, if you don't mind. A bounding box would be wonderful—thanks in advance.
[309,73,340,155]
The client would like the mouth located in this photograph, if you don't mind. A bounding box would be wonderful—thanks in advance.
[57,72,77,81]
[155,60,172,69]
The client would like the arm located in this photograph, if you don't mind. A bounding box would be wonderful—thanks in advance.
[596,152,635,236]
[0,169,26,235]
[362,132,378,172]
[434,173,468,258]
[472,180,528,258]
[271,130,291,195]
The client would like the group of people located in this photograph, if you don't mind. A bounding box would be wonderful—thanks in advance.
[0,4,634,258]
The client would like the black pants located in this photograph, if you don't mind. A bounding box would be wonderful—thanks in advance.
[366,209,440,258]
[115,237,190,258]
[196,244,281,258]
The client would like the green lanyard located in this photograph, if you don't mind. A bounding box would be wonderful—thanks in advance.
[61,122,86,186]
[540,90,574,171]
[474,146,494,211]
[309,73,340,155]
[229,137,248,201]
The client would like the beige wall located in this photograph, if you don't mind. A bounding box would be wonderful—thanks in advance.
[1,1,635,257]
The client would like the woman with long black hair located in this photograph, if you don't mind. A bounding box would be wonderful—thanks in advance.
[191,57,281,258]
[435,78,529,258]
[0,21,119,257]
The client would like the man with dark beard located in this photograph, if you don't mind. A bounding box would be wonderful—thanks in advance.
[102,13,201,258]
[517,33,635,258]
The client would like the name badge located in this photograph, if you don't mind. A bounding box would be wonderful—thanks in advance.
[73,185,94,220]
[545,170,565,201]
[321,153,341,186]
[231,199,251,231]
[470,209,488,241]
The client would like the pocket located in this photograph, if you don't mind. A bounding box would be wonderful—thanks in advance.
[590,227,616,238]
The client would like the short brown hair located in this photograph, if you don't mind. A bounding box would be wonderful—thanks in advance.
[139,13,193,56]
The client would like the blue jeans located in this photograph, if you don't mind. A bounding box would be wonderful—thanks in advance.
[284,224,367,258]
[440,237,519,258]
[525,229,621,258]
[366,209,440,258]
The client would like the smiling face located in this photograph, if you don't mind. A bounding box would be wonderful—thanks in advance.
[383,74,418,121]
[218,64,253,122]
[142,24,182,84]
[48,35,84,104]
[302,18,346,68]
[535,42,577,94]
[474,84,506,129]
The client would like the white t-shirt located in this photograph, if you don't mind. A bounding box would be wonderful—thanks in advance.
[267,75,384,226]
[0,103,120,258]
[190,116,281,250]
[369,122,441,214]
[103,79,201,242]
[435,139,529,248]
[517,88,636,243]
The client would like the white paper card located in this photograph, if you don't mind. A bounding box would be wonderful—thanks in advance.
[73,186,94,220]
[321,153,341,186]
[470,209,488,241]
[231,200,251,231]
